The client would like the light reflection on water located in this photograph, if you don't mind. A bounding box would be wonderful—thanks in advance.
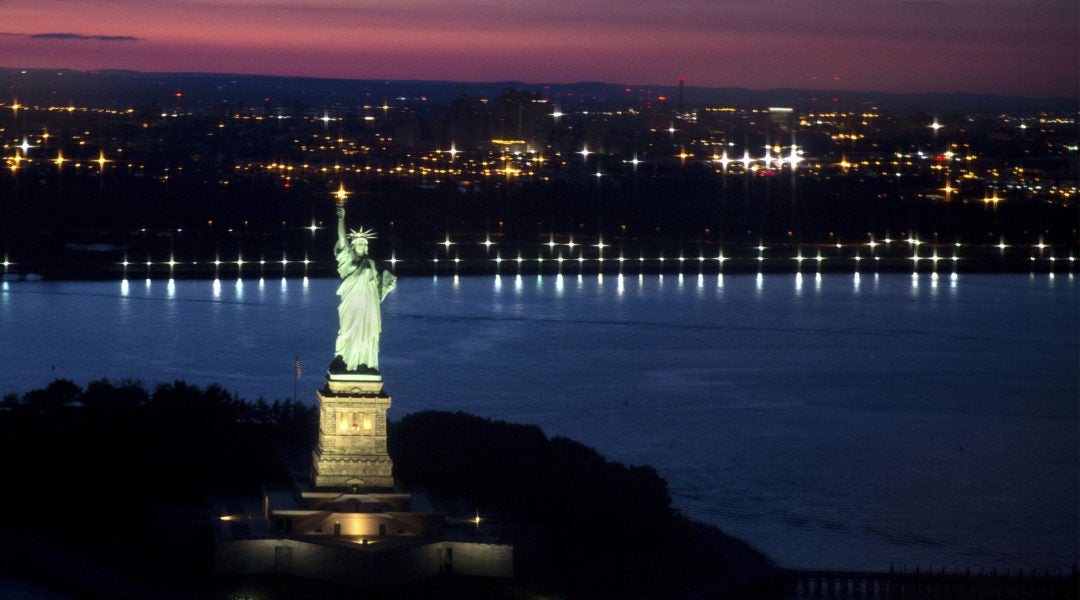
[0,273,1076,573]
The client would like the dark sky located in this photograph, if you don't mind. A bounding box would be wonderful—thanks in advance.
[2,0,1077,97]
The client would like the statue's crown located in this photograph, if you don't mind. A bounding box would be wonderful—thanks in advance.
[348,227,377,240]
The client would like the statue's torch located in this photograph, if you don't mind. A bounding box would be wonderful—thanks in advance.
[334,182,350,205]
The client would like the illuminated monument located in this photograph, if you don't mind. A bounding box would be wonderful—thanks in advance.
[312,200,397,490]
[214,191,513,587]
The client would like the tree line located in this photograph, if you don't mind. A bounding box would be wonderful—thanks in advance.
[0,380,776,598]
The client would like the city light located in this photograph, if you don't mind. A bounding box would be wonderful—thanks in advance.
[1,87,1073,280]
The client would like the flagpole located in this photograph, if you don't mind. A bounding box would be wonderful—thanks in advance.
[294,356,300,403]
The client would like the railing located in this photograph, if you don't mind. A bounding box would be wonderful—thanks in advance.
[781,566,1079,599]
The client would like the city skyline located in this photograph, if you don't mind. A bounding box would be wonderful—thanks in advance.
[2,0,1078,99]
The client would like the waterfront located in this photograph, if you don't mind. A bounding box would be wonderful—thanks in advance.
[1,273,1076,572]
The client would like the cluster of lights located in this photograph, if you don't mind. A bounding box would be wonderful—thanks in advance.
[709,145,804,172]
[8,98,1075,212]
[117,255,314,270]
[4,137,116,174]
[402,234,1079,273]
[4,100,1076,284]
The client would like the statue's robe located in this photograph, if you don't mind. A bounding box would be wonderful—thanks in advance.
[334,241,396,371]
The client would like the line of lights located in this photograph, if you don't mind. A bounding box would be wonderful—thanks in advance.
[94,242,1075,274]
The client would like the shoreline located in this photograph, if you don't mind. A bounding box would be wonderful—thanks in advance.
[3,259,1076,281]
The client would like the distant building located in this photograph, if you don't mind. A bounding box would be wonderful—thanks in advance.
[768,107,796,133]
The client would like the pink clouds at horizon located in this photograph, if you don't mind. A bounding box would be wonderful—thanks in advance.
[1,0,1076,97]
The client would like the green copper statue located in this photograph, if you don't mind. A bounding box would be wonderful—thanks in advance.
[333,203,396,372]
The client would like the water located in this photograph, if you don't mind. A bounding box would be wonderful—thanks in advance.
[1,272,1077,572]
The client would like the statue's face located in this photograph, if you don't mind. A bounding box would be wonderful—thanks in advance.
[351,238,369,255]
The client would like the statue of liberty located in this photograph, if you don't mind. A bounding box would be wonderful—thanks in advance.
[332,203,396,373]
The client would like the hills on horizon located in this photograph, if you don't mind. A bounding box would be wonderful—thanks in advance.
[2,66,1076,113]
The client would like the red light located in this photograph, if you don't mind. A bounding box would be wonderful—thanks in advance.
[625,88,632,93]
[175,92,182,98]
[658,95,667,101]
[934,156,947,162]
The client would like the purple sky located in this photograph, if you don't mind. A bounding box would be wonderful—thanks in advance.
[2,0,1077,97]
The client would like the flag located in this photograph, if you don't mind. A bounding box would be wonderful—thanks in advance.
[295,357,302,380]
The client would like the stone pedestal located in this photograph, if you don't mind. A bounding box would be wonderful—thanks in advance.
[311,372,394,491]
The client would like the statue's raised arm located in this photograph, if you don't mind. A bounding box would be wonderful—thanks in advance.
[332,204,396,373]
[335,204,348,250]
